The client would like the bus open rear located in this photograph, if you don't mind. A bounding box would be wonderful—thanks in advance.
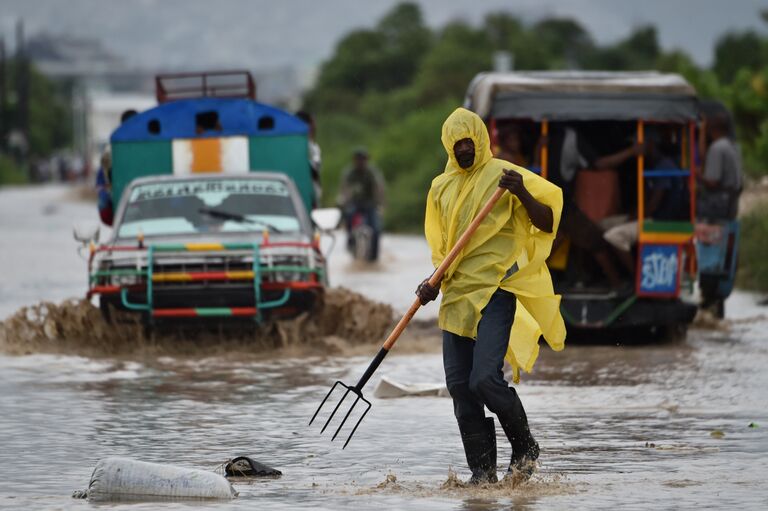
[465,71,701,332]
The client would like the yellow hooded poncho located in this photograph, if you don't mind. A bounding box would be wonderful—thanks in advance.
[425,108,566,382]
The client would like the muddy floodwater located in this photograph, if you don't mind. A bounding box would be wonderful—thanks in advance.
[1,185,767,510]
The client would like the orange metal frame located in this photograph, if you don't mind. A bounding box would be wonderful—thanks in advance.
[540,120,549,179]
[635,119,698,298]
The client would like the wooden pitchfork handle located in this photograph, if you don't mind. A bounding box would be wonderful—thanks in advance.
[384,187,506,350]
[350,188,507,392]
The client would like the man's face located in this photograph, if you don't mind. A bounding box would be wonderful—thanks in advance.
[503,130,522,152]
[453,138,475,169]
[644,139,659,166]
[353,154,368,170]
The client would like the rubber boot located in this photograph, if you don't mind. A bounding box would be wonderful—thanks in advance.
[458,417,498,485]
[497,396,539,480]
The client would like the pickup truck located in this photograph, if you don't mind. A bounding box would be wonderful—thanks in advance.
[77,71,338,325]
[86,173,330,323]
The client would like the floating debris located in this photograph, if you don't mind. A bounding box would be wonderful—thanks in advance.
[224,456,282,479]
[373,375,449,398]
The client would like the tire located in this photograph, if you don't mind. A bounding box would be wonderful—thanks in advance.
[715,299,725,319]
[353,225,373,262]
[662,323,688,341]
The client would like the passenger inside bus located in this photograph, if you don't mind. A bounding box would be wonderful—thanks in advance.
[195,111,223,134]
[605,130,689,246]
[496,124,530,167]
[546,123,642,290]
[603,128,688,269]
[495,120,691,291]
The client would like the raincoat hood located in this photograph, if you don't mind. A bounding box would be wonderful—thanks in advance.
[426,110,566,382]
[441,108,493,174]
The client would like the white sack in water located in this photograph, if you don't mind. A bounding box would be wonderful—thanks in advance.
[86,457,236,501]
[373,375,449,398]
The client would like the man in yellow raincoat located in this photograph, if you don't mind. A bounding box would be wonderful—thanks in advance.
[417,108,566,484]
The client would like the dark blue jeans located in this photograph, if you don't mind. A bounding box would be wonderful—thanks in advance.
[443,288,522,423]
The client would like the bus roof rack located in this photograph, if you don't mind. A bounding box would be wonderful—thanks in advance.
[465,71,698,121]
[155,70,256,103]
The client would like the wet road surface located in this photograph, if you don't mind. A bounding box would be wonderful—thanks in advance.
[1,185,767,509]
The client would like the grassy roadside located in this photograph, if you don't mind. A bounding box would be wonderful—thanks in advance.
[737,178,768,293]
[738,201,768,293]
[0,155,28,186]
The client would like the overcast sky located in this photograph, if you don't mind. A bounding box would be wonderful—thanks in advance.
[1,0,766,73]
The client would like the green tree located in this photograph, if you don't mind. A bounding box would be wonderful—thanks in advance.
[1,58,72,184]
[27,66,72,157]
[722,67,768,176]
[374,100,457,231]
[533,17,594,69]
[587,26,660,70]
[412,21,492,102]
[304,5,768,234]
[713,31,765,84]
[483,13,552,70]
[305,2,431,111]
[375,2,432,88]
[313,30,388,93]
[656,50,721,98]
[484,12,525,49]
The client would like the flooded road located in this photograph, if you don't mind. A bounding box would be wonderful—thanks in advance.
[1,185,767,509]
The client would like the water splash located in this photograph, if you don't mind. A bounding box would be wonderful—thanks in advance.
[0,288,401,359]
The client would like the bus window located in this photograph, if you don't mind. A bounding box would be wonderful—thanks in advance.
[195,111,222,134]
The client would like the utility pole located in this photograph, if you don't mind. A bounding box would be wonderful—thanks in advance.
[15,19,30,171]
[0,37,6,151]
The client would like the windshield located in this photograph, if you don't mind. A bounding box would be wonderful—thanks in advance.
[117,178,302,238]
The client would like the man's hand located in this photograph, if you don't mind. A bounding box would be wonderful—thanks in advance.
[499,168,554,233]
[499,168,526,196]
[416,278,440,305]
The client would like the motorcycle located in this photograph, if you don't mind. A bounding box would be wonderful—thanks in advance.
[346,209,377,262]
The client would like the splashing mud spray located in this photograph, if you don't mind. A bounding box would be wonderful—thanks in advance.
[0,288,403,359]
[347,467,574,499]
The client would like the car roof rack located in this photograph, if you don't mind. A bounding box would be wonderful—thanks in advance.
[155,70,256,103]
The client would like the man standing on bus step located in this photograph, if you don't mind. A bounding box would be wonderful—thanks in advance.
[96,109,137,226]
[417,108,566,484]
[697,112,743,222]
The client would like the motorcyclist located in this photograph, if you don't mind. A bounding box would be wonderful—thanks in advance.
[337,147,386,261]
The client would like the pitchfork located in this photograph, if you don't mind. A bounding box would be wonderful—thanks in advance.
[309,188,507,448]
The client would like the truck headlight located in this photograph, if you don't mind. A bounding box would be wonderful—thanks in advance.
[113,274,140,286]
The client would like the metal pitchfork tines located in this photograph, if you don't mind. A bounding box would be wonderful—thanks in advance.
[307,351,383,449]
[309,188,507,449]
